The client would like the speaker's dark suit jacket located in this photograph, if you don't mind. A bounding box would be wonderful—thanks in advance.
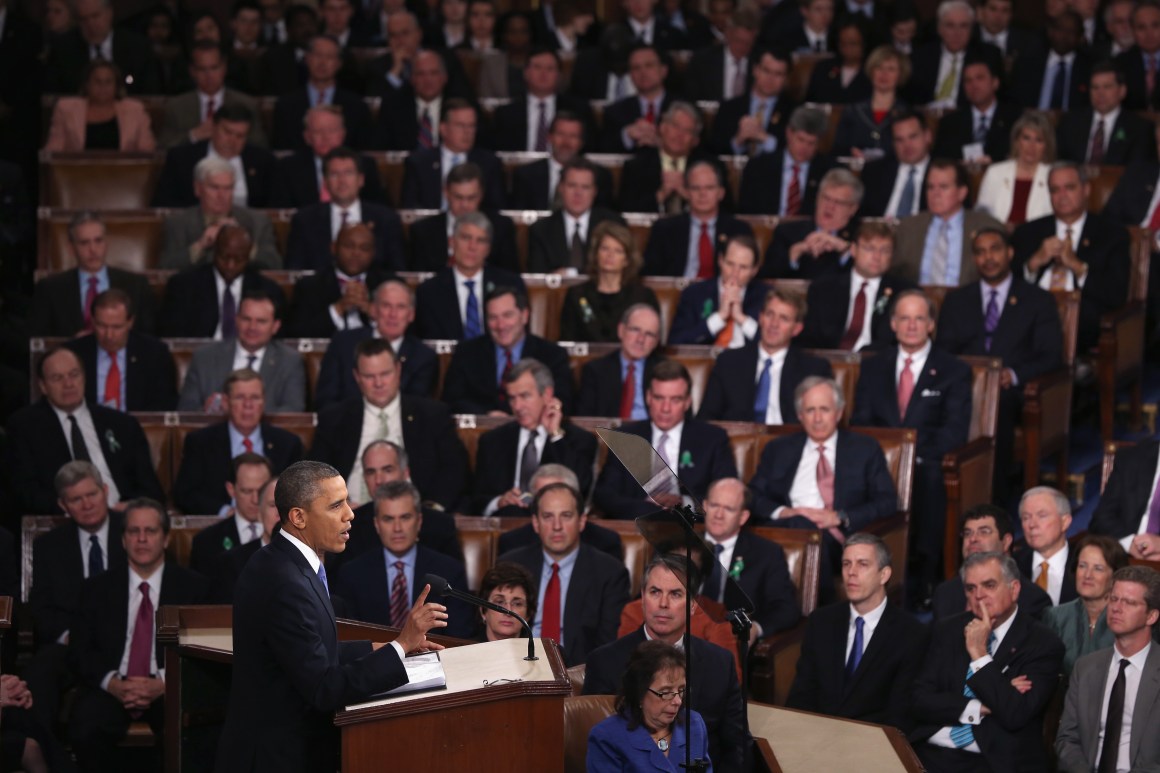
[931,573,1052,621]
[593,419,738,518]
[910,610,1066,773]
[934,277,1063,385]
[215,534,408,773]
[66,331,178,412]
[667,278,767,346]
[268,151,387,207]
[309,395,469,511]
[759,217,859,280]
[1013,48,1092,111]
[721,529,800,635]
[787,601,929,731]
[331,544,476,638]
[412,266,526,340]
[799,271,915,350]
[598,92,678,153]
[1115,46,1160,111]
[858,157,930,218]
[328,503,463,580]
[151,141,275,208]
[314,330,438,408]
[736,150,831,216]
[618,150,729,214]
[904,41,1003,108]
[1103,162,1160,226]
[284,200,405,272]
[527,207,625,273]
[500,543,630,666]
[30,514,126,645]
[575,349,665,418]
[400,146,507,209]
[45,28,159,95]
[472,420,598,510]
[4,401,163,515]
[172,421,304,514]
[1091,441,1160,539]
[407,211,520,273]
[1055,108,1157,165]
[642,212,753,277]
[189,517,249,576]
[708,93,797,156]
[509,159,616,211]
[748,430,896,528]
[1011,213,1130,351]
[584,628,748,773]
[489,94,595,152]
[158,264,286,338]
[932,102,1022,162]
[271,87,373,151]
[31,268,156,337]
[698,342,833,423]
[441,333,575,415]
[1014,546,1078,605]
[283,268,394,338]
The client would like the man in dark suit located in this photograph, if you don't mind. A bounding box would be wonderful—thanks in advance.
[620,103,721,214]
[309,338,469,510]
[1012,161,1131,351]
[215,460,448,773]
[1014,486,1077,607]
[597,43,675,153]
[702,477,799,639]
[858,109,932,219]
[332,481,475,637]
[252,3,315,95]
[709,47,796,156]
[1013,10,1091,111]
[608,0,689,52]
[642,160,752,277]
[904,2,1003,108]
[400,99,507,209]
[67,500,208,773]
[788,534,928,730]
[489,48,594,152]
[932,58,1021,163]
[699,285,833,423]
[474,359,597,514]
[583,554,749,773]
[684,7,757,102]
[510,112,616,209]
[407,161,519,273]
[363,11,474,100]
[173,369,305,514]
[1056,63,1157,165]
[45,0,159,94]
[188,453,274,575]
[576,304,664,419]
[852,289,972,598]
[152,104,276,209]
[1114,2,1160,111]
[737,105,830,216]
[760,167,862,279]
[30,212,156,338]
[594,360,738,518]
[210,473,284,603]
[269,105,387,207]
[500,482,630,665]
[158,225,286,338]
[4,348,163,515]
[910,551,1065,773]
[1090,441,1160,559]
[668,233,765,346]
[527,158,625,273]
[66,289,178,413]
[369,49,448,151]
[936,227,1063,499]
[441,286,575,414]
[314,280,439,408]
[973,0,1040,62]
[271,35,372,150]
[285,147,405,272]
[412,212,527,340]
[932,504,1053,621]
[285,223,395,338]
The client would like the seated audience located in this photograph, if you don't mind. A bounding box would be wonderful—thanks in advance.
[477,10,534,99]
[528,159,624,274]
[0,672,49,773]
[494,463,624,557]
[684,6,758,102]
[737,106,832,217]
[973,0,1037,62]
[597,43,674,153]
[510,111,615,210]
[189,453,274,574]
[805,19,872,105]
[709,47,796,157]
[476,562,537,641]
[761,168,863,279]
[575,304,664,418]
[271,34,371,150]
[770,0,834,54]
[45,0,159,94]
[1090,439,1160,559]
[1015,486,1077,607]
[401,99,507,209]
[906,0,1002,109]
[830,45,908,159]
[858,108,931,218]
[932,57,1020,164]
[620,104,723,216]
[668,234,766,347]
[157,40,267,149]
[409,161,519,273]
[372,49,452,152]
[559,222,658,343]
[1056,62,1156,165]
[1044,534,1129,674]
[1113,1,1160,110]
[975,110,1054,227]
[44,59,155,152]
[270,105,386,207]
[210,474,282,604]
[489,47,594,152]
[608,0,689,52]
[1013,10,1091,111]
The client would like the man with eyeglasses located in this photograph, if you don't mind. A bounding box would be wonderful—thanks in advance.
[576,304,664,419]
[760,168,862,279]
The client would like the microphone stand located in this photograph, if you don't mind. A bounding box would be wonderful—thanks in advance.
[672,502,710,773]
[423,574,538,661]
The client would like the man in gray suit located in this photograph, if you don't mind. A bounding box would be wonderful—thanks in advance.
[158,41,268,149]
[1056,565,1160,773]
[178,289,306,413]
[892,159,1002,286]
[160,157,280,270]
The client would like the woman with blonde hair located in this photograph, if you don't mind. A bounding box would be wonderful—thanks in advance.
[831,44,910,159]
[975,111,1054,226]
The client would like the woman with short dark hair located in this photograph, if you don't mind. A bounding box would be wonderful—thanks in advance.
[1044,534,1129,673]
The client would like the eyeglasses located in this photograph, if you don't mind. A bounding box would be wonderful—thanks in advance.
[647,686,686,702]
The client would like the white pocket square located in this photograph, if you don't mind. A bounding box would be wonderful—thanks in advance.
[921,389,941,397]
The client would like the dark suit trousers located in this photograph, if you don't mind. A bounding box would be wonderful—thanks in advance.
[22,642,73,740]
[915,742,995,773]
[69,686,164,773]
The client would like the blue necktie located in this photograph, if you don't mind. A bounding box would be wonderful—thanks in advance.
[897,166,916,217]
[463,279,482,339]
[949,631,997,747]
[753,357,773,423]
[845,616,864,681]
[1049,59,1067,109]
[318,563,330,595]
[88,534,104,577]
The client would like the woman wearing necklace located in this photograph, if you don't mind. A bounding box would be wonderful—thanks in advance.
[1044,534,1128,674]
[587,641,712,772]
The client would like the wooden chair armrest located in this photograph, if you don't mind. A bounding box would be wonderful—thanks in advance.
[940,437,996,578]
[749,619,809,706]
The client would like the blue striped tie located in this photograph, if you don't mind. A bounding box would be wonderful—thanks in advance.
[464,280,482,339]
[949,632,996,747]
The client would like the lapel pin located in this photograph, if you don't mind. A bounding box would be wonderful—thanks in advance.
[1082,239,1090,247]
[929,368,936,376]
[1009,296,1017,305]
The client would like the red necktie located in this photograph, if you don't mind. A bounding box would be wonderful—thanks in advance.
[1148,198,1160,231]
[103,354,121,410]
[243,437,254,453]
[541,562,561,643]
[786,163,802,216]
[205,97,216,121]
[83,276,99,330]
[126,582,154,677]
[815,446,845,544]
[697,221,714,279]
[319,168,331,202]
[499,348,514,403]
[839,281,868,350]
[645,100,656,124]
[390,560,409,627]
[620,362,635,419]
[1088,118,1105,164]
[897,356,915,419]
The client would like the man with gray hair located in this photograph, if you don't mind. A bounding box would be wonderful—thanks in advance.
[270,105,386,207]
[738,106,833,217]
[905,0,1003,108]
[760,167,863,279]
[911,550,1065,772]
[576,303,664,419]
[619,101,721,214]
[1014,485,1077,606]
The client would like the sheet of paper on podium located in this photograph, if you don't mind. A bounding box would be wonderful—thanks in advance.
[374,652,447,698]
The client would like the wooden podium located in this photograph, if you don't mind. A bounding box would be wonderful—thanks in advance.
[158,605,573,773]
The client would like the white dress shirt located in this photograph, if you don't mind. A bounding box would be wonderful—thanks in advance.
[212,271,243,340]
[651,421,685,469]
[885,157,930,218]
[1026,214,1090,291]
[234,512,262,544]
[705,281,759,348]
[845,595,888,661]
[723,54,747,100]
[232,343,266,373]
[198,89,225,123]
[1089,107,1120,157]
[932,47,965,107]
[51,402,121,506]
[347,395,403,505]
[1096,641,1152,772]
[415,96,442,145]
[628,17,655,43]
[775,433,837,518]
[76,519,111,579]
[895,340,931,402]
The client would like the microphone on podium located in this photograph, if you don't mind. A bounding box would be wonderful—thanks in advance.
[422,574,538,661]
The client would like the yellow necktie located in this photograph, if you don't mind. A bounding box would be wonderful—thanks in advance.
[1035,561,1049,590]
[936,55,959,101]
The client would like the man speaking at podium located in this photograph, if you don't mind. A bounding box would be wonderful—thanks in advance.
[216,461,449,773]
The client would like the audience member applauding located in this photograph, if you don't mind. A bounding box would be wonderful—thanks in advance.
[710,47,796,157]
[668,233,765,347]
[44,59,155,152]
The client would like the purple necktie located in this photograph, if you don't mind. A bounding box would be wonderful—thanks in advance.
[983,289,1000,352]
[221,286,237,338]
